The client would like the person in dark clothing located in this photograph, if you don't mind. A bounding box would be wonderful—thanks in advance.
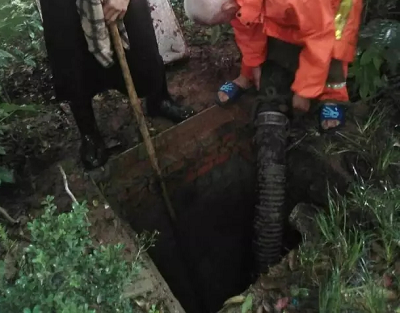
[39,0,195,169]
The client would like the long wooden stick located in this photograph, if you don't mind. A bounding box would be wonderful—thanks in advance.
[109,26,203,297]
[109,23,177,224]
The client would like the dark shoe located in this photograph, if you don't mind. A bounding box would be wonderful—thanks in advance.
[80,134,108,170]
[149,99,196,123]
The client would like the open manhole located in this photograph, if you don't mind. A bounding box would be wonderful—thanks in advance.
[91,104,303,313]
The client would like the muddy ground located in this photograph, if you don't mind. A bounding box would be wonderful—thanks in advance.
[0,16,247,311]
[0,20,241,214]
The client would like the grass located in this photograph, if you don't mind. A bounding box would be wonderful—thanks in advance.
[294,102,400,312]
[313,102,400,183]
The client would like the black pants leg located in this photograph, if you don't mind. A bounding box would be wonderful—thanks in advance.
[69,96,108,169]
[110,0,194,122]
[111,0,170,110]
[69,96,99,138]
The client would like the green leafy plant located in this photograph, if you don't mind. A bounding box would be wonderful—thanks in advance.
[23,306,42,313]
[348,47,388,99]
[0,196,151,312]
[0,0,44,101]
[349,19,400,99]
[0,0,44,58]
[318,268,344,313]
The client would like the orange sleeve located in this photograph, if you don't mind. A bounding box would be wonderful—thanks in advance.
[333,0,363,62]
[231,18,267,68]
[290,0,336,99]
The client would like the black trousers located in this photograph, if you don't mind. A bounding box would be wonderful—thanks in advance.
[40,0,170,134]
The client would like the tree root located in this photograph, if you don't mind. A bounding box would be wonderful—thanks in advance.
[58,164,78,204]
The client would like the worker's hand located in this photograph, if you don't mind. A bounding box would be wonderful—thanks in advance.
[252,66,262,91]
[292,93,311,112]
[102,0,130,24]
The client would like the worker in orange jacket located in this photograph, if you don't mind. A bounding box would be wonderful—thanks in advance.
[184,0,363,131]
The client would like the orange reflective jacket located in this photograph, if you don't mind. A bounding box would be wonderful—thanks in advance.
[231,0,363,99]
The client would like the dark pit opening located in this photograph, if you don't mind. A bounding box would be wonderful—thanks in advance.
[121,154,301,313]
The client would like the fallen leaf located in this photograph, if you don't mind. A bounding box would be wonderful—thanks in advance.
[223,295,246,307]
[290,285,300,297]
[241,294,253,313]
[288,250,298,271]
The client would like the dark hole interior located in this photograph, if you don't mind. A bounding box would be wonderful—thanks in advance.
[126,154,301,313]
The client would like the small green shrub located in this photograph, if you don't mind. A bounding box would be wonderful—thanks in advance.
[0,0,44,102]
[0,196,150,313]
[0,0,44,63]
[349,19,400,99]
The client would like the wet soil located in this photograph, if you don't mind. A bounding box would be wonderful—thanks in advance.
[0,21,244,312]
[0,33,241,215]
[0,10,250,311]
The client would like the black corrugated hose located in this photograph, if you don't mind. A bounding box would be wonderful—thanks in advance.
[252,58,293,274]
[253,109,289,273]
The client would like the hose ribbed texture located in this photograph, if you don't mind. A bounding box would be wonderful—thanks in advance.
[253,113,288,274]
